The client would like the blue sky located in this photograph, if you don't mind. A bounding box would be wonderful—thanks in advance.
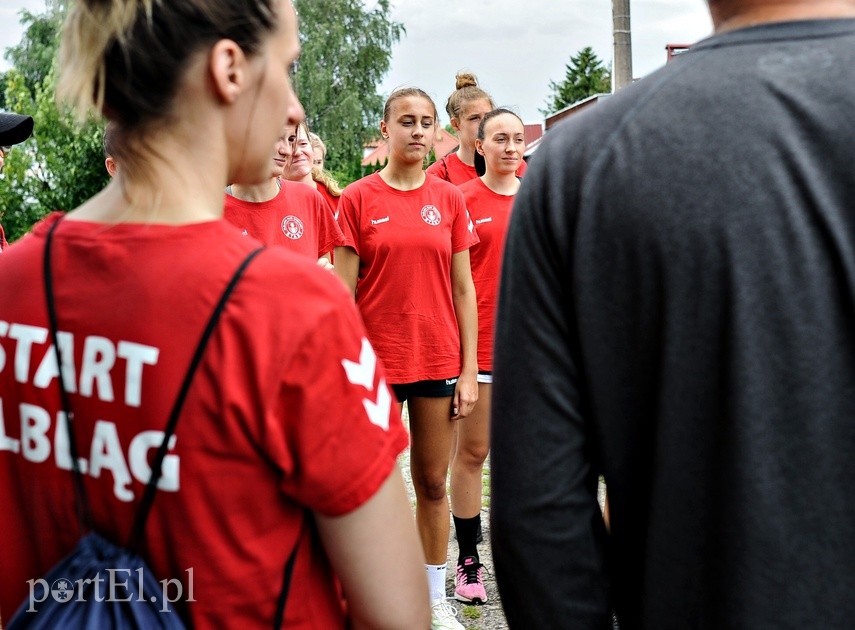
[2,0,714,123]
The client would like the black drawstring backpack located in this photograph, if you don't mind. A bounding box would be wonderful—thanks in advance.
[8,220,299,628]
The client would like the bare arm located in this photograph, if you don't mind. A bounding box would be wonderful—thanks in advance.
[333,246,359,298]
[451,249,478,420]
[315,467,430,630]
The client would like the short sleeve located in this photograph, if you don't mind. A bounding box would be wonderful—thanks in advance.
[450,187,479,253]
[277,286,408,516]
[336,188,361,255]
[315,194,346,257]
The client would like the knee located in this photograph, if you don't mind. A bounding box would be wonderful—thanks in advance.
[457,442,489,469]
[412,473,448,503]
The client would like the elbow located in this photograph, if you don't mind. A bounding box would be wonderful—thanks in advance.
[452,281,476,303]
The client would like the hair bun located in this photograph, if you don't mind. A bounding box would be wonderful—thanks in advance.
[455,72,478,90]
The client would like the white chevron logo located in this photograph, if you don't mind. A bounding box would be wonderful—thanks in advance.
[363,378,391,431]
[341,338,391,431]
[341,338,376,391]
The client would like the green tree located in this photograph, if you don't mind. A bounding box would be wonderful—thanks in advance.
[541,46,612,117]
[293,0,403,185]
[1,7,108,242]
[3,9,63,97]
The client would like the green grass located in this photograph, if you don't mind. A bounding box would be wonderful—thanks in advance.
[462,605,481,620]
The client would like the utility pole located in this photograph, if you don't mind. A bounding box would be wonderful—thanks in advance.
[612,0,633,91]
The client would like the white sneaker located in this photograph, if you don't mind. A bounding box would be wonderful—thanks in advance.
[430,599,466,630]
[431,598,464,630]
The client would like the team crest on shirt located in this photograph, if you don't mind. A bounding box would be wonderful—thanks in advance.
[421,205,441,226]
[281,215,304,240]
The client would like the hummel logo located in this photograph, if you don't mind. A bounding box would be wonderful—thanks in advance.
[342,338,392,431]
[371,216,390,225]
[475,217,493,224]
[445,378,458,386]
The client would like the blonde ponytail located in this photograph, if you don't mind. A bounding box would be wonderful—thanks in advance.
[56,0,276,128]
[57,0,154,122]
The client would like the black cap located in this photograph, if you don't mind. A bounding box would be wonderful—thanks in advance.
[0,112,34,146]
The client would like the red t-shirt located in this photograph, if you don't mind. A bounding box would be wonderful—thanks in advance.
[316,181,340,219]
[459,178,515,372]
[426,151,527,186]
[314,182,342,264]
[223,180,344,259]
[337,172,479,384]
[0,213,407,628]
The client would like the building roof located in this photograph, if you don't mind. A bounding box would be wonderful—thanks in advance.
[544,93,611,131]
[666,43,693,62]
[524,123,543,146]
[523,135,544,158]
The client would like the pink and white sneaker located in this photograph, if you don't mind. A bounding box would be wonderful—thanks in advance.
[454,556,487,604]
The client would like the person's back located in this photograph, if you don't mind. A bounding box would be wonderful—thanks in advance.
[491,3,855,628]
[0,0,429,627]
[0,216,401,626]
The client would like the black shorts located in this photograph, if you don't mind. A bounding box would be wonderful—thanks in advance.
[391,377,458,403]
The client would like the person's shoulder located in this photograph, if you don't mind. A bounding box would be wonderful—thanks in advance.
[316,180,338,200]
[426,158,446,176]
[280,178,323,202]
[341,172,381,197]
[0,212,61,260]
[542,55,708,155]
[457,177,483,196]
[444,152,463,167]
[243,246,352,310]
[425,172,465,199]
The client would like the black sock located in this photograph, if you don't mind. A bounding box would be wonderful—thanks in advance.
[454,514,481,563]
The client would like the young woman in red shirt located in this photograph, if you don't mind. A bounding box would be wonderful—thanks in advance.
[427,72,526,186]
[0,1,429,627]
[336,87,479,630]
[224,122,344,269]
[452,108,527,606]
[284,121,343,219]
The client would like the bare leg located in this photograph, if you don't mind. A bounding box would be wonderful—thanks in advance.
[408,395,457,564]
[450,383,491,519]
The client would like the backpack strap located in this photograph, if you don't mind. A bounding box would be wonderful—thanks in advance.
[272,516,305,629]
[43,218,92,535]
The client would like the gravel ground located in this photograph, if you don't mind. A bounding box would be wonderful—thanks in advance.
[399,406,508,630]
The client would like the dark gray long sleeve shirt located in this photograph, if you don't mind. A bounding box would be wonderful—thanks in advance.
[492,18,855,629]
